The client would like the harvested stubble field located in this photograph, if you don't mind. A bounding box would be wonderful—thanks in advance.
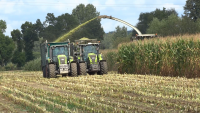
[0,71,200,113]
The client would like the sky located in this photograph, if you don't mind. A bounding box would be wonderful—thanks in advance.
[0,0,187,37]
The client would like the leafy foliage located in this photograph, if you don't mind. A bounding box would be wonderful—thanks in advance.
[72,4,104,41]
[133,7,178,35]
[21,22,38,62]
[41,13,79,42]
[11,29,23,52]
[0,32,15,66]
[23,57,41,71]
[0,20,6,33]
[11,51,26,67]
[101,26,131,49]
[147,14,200,36]
[4,62,17,70]
[184,0,200,21]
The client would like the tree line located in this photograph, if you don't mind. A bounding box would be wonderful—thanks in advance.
[0,4,104,68]
[0,0,200,69]
[134,0,200,36]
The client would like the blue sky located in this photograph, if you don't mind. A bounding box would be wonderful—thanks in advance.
[0,0,186,37]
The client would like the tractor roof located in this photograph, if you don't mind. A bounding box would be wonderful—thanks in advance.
[75,37,100,45]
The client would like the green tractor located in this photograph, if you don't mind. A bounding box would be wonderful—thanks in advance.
[40,40,77,78]
[74,38,108,75]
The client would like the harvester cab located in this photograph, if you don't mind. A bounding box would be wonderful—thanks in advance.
[74,37,108,75]
[40,40,77,78]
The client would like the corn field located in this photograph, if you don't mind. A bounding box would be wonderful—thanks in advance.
[0,71,200,112]
[102,34,200,78]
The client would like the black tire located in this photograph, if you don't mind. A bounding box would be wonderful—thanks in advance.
[46,65,49,78]
[98,61,108,75]
[42,66,46,78]
[49,64,56,78]
[71,63,77,77]
[79,63,87,75]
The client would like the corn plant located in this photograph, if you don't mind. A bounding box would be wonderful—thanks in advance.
[117,36,200,78]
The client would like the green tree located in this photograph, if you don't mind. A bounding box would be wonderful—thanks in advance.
[184,0,200,21]
[147,14,200,36]
[147,14,180,36]
[101,26,130,49]
[45,13,56,26]
[11,51,26,67]
[11,29,23,51]
[42,13,79,42]
[21,22,38,62]
[134,7,178,35]
[34,19,44,38]
[0,32,15,66]
[179,16,200,34]
[72,4,104,41]
[112,26,130,48]
[41,13,57,42]
[11,29,26,67]
[54,13,79,40]
[113,26,127,39]
[101,32,114,49]
[0,20,6,33]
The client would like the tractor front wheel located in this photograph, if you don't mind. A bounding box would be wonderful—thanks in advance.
[71,63,78,77]
[98,61,108,75]
[49,64,56,78]
[79,63,87,75]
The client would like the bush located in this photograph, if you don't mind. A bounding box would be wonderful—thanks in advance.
[23,58,41,71]
[101,49,118,71]
[5,62,17,71]
[0,65,5,71]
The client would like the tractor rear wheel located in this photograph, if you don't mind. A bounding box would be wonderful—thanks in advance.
[43,66,46,78]
[71,63,77,77]
[49,64,56,78]
[98,61,108,75]
[43,65,49,78]
[79,63,87,75]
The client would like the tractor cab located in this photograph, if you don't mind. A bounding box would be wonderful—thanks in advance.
[82,44,99,61]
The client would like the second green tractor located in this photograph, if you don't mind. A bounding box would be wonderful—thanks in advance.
[74,38,108,75]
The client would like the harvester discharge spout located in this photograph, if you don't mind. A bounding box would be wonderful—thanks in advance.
[98,15,157,39]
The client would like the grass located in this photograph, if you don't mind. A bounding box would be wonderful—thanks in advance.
[0,71,200,112]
